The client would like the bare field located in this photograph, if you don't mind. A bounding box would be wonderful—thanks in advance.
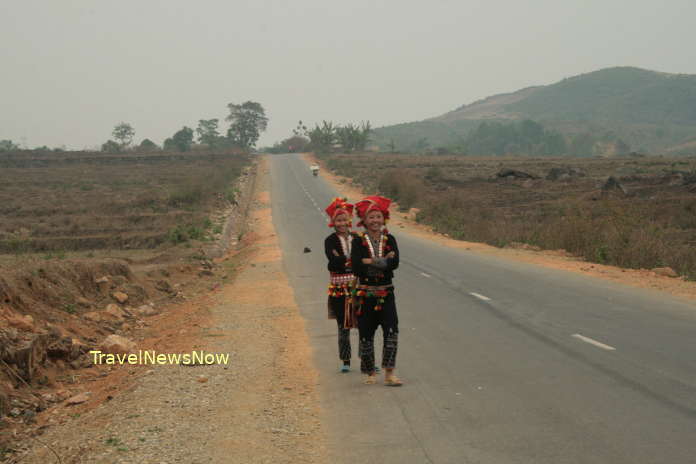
[0,151,254,452]
[0,151,251,254]
[322,153,696,279]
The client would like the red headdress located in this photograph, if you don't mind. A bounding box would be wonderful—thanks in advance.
[325,197,354,227]
[355,195,391,227]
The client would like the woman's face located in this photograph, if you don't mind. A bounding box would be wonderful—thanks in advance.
[333,213,350,234]
[365,210,384,232]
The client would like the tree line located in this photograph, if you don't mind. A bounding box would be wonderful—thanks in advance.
[392,119,633,157]
[265,120,372,154]
[102,101,267,153]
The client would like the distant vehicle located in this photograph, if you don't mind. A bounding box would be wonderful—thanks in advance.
[310,164,320,176]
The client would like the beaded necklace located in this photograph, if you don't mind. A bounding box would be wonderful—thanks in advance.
[337,232,351,258]
[363,229,388,258]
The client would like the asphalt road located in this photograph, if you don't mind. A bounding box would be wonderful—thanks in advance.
[268,153,696,464]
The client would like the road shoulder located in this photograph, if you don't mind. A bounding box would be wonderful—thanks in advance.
[304,152,696,302]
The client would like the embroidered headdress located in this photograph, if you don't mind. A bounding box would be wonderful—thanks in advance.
[355,195,391,227]
[325,197,354,227]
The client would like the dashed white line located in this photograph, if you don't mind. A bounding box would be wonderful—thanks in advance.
[572,333,616,351]
[470,292,491,301]
[420,272,432,278]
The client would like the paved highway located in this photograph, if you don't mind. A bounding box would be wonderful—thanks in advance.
[269,154,696,464]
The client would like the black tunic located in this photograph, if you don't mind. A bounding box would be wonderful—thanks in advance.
[350,232,399,286]
[324,232,357,274]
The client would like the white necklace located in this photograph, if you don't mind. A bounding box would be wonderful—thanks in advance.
[337,233,351,257]
[365,231,383,258]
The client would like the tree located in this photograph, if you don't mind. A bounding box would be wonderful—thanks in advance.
[306,121,336,154]
[138,138,159,152]
[196,119,220,148]
[0,140,19,152]
[112,122,135,149]
[164,126,194,152]
[226,101,268,150]
[101,140,121,153]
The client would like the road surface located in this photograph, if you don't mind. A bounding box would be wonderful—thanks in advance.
[269,153,696,464]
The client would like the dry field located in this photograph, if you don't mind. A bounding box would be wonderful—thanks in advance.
[0,150,253,455]
[322,153,696,279]
[0,151,250,254]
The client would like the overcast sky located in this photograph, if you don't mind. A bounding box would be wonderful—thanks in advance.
[2,0,696,149]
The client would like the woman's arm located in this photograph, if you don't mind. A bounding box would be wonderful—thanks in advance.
[351,236,368,277]
[385,235,399,271]
[325,236,347,269]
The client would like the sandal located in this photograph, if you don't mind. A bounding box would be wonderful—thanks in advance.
[384,376,403,387]
[363,374,377,385]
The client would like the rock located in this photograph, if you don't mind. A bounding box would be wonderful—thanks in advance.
[135,304,159,317]
[41,393,57,403]
[652,267,678,278]
[65,392,90,405]
[71,338,88,359]
[198,269,214,277]
[303,247,311,253]
[83,312,108,323]
[54,389,70,401]
[99,335,136,355]
[406,207,420,221]
[104,304,126,320]
[46,336,74,359]
[155,280,174,294]
[95,276,111,293]
[76,297,91,308]
[200,260,214,270]
[496,168,538,180]
[197,376,209,383]
[111,292,128,304]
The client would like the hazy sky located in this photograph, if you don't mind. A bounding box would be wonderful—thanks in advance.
[2,0,696,149]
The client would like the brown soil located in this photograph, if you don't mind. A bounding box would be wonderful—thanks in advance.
[3,157,326,463]
[304,152,696,302]
[0,159,255,457]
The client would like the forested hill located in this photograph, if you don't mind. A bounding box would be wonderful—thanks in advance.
[372,67,696,156]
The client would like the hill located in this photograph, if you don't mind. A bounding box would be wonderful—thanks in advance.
[372,67,696,155]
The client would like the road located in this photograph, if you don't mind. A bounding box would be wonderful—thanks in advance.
[268,153,696,464]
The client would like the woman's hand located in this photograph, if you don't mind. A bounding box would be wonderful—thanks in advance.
[332,249,340,257]
[386,251,396,259]
[362,258,373,264]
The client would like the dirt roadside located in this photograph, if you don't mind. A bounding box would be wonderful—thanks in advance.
[11,158,327,463]
[304,153,696,302]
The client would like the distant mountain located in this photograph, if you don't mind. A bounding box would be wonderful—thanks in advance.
[372,67,696,155]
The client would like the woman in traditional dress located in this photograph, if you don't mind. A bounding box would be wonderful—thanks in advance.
[324,198,358,372]
[351,196,403,386]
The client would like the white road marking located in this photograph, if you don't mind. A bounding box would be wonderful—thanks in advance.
[420,272,432,278]
[470,292,491,301]
[572,333,616,351]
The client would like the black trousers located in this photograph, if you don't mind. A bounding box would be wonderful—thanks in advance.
[328,295,351,362]
[357,291,399,373]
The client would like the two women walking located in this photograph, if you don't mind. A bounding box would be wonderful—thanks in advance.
[323,196,403,386]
